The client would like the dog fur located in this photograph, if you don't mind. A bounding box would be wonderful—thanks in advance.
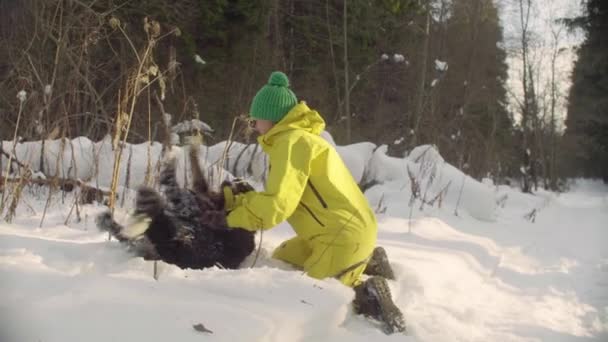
[96,147,256,270]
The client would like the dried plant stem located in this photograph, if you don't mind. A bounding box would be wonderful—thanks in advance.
[144,87,153,186]
[5,170,31,223]
[120,146,133,208]
[217,117,240,184]
[109,35,155,212]
[64,192,80,225]
[68,139,81,223]
[40,137,65,228]
[406,165,419,234]
[454,174,466,216]
[153,260,159,280]
[1,98,25,214]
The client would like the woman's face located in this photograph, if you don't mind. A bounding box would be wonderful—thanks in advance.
[252,118,274,135]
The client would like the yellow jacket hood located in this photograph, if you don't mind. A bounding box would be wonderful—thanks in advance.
[258,102,325,149]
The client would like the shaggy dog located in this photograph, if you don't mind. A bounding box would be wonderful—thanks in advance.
[96,148,256,270]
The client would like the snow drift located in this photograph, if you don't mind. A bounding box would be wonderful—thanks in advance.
[2,134,497,221]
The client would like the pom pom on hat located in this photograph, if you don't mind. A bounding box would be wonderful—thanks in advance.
[268,71,290,87]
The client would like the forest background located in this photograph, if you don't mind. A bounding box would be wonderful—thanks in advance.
[1,0,606,191]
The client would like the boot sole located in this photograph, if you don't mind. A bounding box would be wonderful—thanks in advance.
[366,276,406,334]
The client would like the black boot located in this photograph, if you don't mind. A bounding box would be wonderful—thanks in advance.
[353,276,406,334]
[364,246,395,280]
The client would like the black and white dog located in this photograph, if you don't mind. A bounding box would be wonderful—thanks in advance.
[96,148,256,270]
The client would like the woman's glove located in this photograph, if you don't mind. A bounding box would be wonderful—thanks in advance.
[221,178,254,211]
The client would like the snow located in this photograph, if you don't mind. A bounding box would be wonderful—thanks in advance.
[1,136,607,341]
[434,59,448,72]
[393,54,406,63]
[194,54,206,65]
[16,90,26,103]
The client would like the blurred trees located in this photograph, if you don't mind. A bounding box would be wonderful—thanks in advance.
[564,0,608,182]
[0,0,584,184]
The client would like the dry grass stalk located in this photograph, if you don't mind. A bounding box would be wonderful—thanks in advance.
[216,116,240,185]
[120,146,133,208]
[425,180,451,208]
[454,174,466,217]
[68,139,81,222]
[1,93,26,212]
[144,88,153,187]
[5,169,31,223]
[406,165,419,233]
[109,18,171,212]
[406,146,444,232]
[524,208,537,222]
[375,193,387,214]
[64,192,80,225]
[40,136,66,227]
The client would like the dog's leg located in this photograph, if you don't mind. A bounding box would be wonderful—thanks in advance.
[135,186,165,217]
[96,211,130,242]
[189,144,209,194]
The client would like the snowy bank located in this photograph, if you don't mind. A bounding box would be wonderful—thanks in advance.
[3,135,497,221]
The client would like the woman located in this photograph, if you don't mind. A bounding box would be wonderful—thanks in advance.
[216,71,405,334]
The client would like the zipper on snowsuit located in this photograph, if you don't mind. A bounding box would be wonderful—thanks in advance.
[300,202,325,227]
[308,181,328,208]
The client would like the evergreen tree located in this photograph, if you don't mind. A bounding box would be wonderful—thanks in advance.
[565,0,608,181]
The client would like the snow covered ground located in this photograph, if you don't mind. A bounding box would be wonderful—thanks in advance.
[1,139,607,341]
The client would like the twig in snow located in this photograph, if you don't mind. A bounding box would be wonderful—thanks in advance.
[192,323,213,334]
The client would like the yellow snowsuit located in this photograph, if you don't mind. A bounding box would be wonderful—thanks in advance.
[225,102,377,286]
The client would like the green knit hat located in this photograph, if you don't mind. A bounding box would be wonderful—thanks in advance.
[250,71,297,123]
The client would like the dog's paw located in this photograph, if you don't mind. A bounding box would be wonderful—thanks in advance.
[221,178,254,196]
[95,211,115,232]
[232,178,255,195]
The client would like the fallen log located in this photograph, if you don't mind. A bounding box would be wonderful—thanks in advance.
[0,176,112,204]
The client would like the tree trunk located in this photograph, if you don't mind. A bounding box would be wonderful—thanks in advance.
[518,0,532,193]
[343,0,351,143]
[410,4,431,149]
[326,0,342,121]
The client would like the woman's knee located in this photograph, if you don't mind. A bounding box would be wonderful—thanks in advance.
[272,236,312,268]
